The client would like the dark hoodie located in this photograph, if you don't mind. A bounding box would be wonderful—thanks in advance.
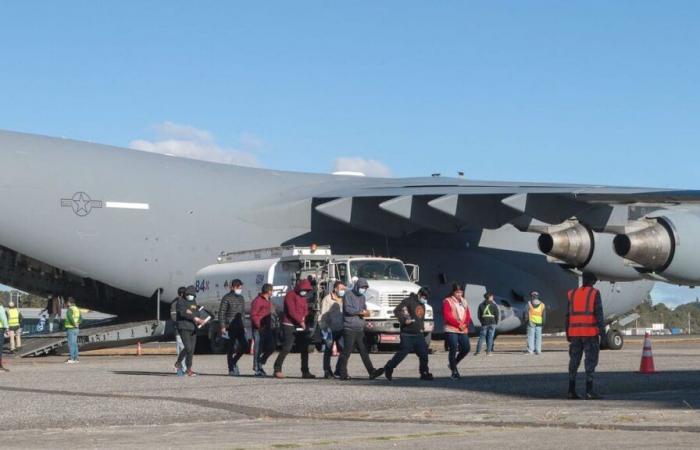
[282,279,312,328]
[343,278,369,331]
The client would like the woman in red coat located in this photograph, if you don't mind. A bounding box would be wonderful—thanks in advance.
[443,283,472,379]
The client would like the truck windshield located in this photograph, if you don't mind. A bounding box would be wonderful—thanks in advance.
[349,259,409,281]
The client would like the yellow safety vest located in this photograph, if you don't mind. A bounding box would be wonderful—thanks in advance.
[7,308,20,328]
[64,305,82,329]
[529,303,544,325]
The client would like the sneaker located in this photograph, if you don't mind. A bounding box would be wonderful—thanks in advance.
[274,371,285,379]
[65,359,76,364]
[302,372,317,379]
[258,367,267,376]
[228,370,237,376]
[486,352,493,357]
[233,365,240,376]
[254,370,265,377]
[384,367,393,381]
[585,392,602,400]
[451,370,461,380]
[339,375,352,381]
[324,371,336,379]
[186,370,198,377]
[567,391,582,400]
[420,372,434,381]
[369,367,385,380]
[473,352,480,356]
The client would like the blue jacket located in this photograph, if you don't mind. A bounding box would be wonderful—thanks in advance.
[343,278,369,331]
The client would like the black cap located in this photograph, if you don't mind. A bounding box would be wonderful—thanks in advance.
[582,272,598,286]
[417,286,431,297]
[231,279,243,288]
[177,286,187,296]
[185,285,197,296]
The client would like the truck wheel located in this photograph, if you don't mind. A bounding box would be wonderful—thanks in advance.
[606,330,624,350]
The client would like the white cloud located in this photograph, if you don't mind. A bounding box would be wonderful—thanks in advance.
[130,122,261,167]
[333,157,392,177]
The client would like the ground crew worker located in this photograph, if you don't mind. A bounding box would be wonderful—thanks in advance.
[170,287,187,373]
[273,279,316,379]
[566,272,605,400]
[64,297,81,364]
[336,278,384,381]
[319,281,346,379]
[250,283,276,377]
[174,285,203,377]
[0,302,9,372]
[7,301,23,352]
[526,291,546,355]
[383,287,433,381]
[219,279,247,376]
[443,283,471,379]
[41,294,62,333]
[475,292,499,355]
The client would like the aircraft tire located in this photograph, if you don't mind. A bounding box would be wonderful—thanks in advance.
[606,329,624,350]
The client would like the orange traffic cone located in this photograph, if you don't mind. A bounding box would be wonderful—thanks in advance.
[639,332,656,374]
[136,341,143,356]
[331,341,339,357]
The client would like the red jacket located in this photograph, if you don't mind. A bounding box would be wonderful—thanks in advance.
[282,279,312,328]
[250,294,272,329]
[443,296,471,334]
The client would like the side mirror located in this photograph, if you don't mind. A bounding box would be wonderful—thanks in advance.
[405,264,420,283]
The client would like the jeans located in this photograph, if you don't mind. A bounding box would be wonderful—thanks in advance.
[337,328,376,378]
[175,334,187,371]
[527,324,543,354]
[253,328,275,372]
[476,324,496,354]
[445,332,470,370]
[66,328,79,361]
[569,337,600,382]
[322,329,343,374]
[273,325,310,374]
[226,325,247,372]
[385,333,429,375]
[176,328,196,371]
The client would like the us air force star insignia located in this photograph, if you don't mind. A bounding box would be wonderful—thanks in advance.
[60,192,103,217]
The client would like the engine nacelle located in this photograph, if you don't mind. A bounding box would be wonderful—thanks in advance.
[613,211,700,286]
[538,222,642,281]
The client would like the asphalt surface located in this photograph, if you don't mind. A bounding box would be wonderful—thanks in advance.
[3,336,699,449]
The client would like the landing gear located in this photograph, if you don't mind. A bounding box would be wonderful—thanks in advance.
[605,329,624,350]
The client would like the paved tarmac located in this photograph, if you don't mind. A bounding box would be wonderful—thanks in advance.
[2,336,699,449]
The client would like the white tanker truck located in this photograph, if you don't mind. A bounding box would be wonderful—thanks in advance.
[194,245,433,352]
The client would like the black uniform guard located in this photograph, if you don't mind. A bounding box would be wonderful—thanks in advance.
[175,285,200,376]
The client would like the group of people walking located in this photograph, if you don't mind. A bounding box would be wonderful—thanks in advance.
[170,272,605,398]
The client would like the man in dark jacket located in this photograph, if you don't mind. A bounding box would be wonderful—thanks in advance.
[273,279,316,379]
[383,287,433,381]
[475,292,499,356]
[336,278,384,381]
[171,286,187,373]
[219,279,247,376]
[174,285,203,377]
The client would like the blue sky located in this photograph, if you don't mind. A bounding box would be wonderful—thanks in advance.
[1,2,698,304]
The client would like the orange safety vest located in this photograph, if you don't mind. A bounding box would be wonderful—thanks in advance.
[567,286,599,337]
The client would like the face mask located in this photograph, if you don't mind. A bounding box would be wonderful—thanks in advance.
[234,289,243,295]
[358,288,367,295]
[299,291,308,296]
[186,295,195,301]
[532,299,541,305]
[337,290,346,297]
[419,297,428,304]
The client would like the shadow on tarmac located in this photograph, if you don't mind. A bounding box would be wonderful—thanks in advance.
[110,369,700,407]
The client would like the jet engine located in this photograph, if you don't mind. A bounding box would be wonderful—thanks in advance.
[538,221,642,281]
[613,211,700,285]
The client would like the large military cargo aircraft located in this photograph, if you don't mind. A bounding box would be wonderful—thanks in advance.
[1,130,698,347]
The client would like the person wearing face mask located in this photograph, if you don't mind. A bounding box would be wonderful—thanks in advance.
[443,283,472,379]
[337,278,384,381]
[475,292,499,356]
[219,279,247,376]
[175,285,204,377]
[273,279,316,379]
[319,280,346,378]
[383,287,433,381]
[171,286,188,374]
[526,291,546,355]
[251,283,277,376]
